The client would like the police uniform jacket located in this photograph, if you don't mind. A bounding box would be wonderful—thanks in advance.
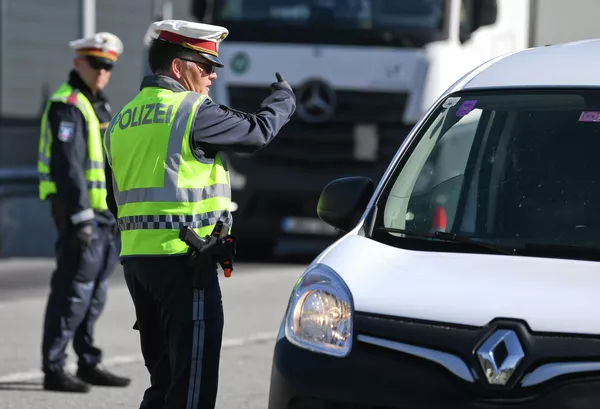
[105,74,296,219]
[47,70,115,228]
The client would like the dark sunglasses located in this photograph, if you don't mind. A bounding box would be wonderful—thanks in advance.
[178,57,216,75]
[86,57,114,71]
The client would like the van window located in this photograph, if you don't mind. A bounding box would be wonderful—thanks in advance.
[376,90,600,259]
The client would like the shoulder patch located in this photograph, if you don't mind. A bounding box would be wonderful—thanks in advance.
[57,121,75,142]
[67,91,79,105]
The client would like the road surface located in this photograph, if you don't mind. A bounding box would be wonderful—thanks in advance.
[0,259,307,409]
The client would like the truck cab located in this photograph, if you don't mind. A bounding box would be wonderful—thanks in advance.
[187,0,527,259]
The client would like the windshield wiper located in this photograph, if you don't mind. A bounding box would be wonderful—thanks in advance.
[379,30,415,47]
[376,227,517,255]
[521,243,600,261]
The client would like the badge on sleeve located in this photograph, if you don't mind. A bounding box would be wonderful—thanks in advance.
[57,121,75,142]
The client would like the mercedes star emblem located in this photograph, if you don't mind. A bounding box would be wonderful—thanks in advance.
[476,329,525,386]
[296,79,336,123]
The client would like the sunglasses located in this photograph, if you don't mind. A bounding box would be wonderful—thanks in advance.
[178,57,216,75]
[86,57,114,72]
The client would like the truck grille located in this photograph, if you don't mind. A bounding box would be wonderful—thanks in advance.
[227,86,411,166]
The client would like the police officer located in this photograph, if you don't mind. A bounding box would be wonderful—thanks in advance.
[38,32,131,393]
[103,19,296,409]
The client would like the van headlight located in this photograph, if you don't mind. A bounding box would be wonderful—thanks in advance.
[284,264,354,357]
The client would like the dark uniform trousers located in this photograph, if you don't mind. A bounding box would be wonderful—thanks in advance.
[123,255,224,409]
[42,209,120,374]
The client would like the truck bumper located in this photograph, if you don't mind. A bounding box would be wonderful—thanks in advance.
[228,157,388,256]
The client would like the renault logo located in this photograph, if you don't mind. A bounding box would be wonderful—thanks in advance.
[296,79,336,123]
[476,329,525,386]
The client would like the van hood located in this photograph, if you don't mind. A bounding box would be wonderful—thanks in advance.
[316,234,600,335]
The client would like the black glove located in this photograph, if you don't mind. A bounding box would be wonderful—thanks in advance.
[75,221,94,250]
[110,222,120,237]
[270,72,293,94]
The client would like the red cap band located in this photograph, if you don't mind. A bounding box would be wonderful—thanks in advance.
[76,48,118,61]
[158,31,218,56]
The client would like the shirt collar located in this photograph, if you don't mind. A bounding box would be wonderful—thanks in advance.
[140,75,187,92]
[68,70,108,103]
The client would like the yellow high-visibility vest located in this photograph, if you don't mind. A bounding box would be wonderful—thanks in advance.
[38,83,108,219]
[104,87,231,257]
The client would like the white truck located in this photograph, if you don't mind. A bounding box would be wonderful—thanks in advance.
[160,0,592,259]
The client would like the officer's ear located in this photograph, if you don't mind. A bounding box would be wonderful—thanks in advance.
[171,58,186,79]
[73,56,84,69]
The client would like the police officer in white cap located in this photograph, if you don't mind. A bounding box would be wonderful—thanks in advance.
[38,32,130,392]
[104,19,295,409]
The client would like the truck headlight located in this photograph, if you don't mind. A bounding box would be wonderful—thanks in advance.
[284,264,354,357]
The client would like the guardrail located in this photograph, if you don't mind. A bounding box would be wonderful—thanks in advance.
[0,168,53,258]
[0,168,39,199]
[0,168,37,179]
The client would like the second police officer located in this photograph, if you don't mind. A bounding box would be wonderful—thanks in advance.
[37,32,131,392]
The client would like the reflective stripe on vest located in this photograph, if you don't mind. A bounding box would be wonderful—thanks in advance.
[105,88,232,257]
[37,83,108,211]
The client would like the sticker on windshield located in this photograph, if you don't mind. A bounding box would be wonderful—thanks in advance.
[443,97,461,108]
[579,111,600,122]
[456,100,477,117]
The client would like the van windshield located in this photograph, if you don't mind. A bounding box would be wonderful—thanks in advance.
[374,89,600,261]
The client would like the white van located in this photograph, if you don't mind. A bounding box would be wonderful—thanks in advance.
[267,39,600,408]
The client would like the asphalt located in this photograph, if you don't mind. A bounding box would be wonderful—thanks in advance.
[0,258,308,408]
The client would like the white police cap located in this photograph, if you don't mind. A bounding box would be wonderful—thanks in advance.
[149,19,229,67]
[69,32,124,63]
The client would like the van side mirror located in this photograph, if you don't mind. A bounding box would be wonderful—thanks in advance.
[317,177,374,232]
[473,0,497,30]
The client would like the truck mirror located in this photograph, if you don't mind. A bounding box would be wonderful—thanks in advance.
[473,0,497,29]
[192,0,207,21]
[317,177,374,233]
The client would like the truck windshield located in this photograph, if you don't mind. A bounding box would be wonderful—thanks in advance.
[374,89,600,262]
[210,0,448,47]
